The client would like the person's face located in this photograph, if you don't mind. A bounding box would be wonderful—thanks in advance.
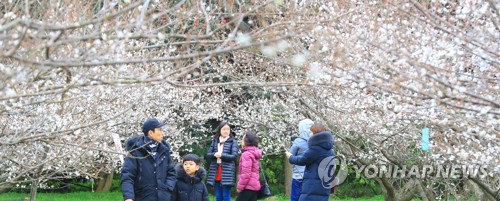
[148,127,164,142]
[309,131,314,137]
[220,125,230,138]
[183,161,200,176]
[240,134,246,147]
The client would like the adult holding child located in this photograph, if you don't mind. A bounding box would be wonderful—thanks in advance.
[206,121,239,201]
[285,123,334,201]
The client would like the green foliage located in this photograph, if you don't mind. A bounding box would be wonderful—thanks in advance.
[358,177,377,187]
[336,180,382,199]
[334,166,383,198]
[175,120,216,161]
[109,176,122,192]
[261,155,286,194]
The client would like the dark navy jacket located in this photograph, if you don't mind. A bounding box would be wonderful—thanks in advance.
[121,135,176,201]
[172,164,209,201]
[289,131,334,201]
[206,136,239,186]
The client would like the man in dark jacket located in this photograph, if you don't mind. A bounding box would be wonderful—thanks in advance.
[121,118,177,201]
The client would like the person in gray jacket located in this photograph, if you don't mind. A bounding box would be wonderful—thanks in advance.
[288,119,314,201]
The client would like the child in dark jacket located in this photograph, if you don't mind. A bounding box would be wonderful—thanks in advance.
[172,154,209,201]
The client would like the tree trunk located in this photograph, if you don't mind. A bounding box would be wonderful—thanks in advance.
[0,183,12,193]
[96,172,114,192]
[397,179,417,201]
[96,173,105,192]
[379,178,418,201]
[470,177,498,200]
[378,176,397,201]
[466,179,497,201]
[30,180,38,201]
[284,155,292,196]
[415,181,431,201]
[29,146,49,201]
[467,179,484,200]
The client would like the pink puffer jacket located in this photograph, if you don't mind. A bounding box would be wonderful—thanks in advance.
[237,146,263,191]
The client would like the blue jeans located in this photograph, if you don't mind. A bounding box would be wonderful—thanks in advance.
[214,181,232,201]
[290,178,303,201]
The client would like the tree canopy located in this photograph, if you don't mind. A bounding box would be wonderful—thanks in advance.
[0,0,498,200]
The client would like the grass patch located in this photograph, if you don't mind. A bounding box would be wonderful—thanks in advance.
[270,194,384,201]
[0,192,122,201]
[0,192,385,201]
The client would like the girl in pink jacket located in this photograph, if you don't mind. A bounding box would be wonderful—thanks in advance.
[236,131,262,201]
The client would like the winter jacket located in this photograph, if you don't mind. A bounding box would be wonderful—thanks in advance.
[289,119,314,179]
[172,164,209,201]
[237,146,262,191]
[206,136,239,186]
[121,135,177,201]
[288,131,334,201]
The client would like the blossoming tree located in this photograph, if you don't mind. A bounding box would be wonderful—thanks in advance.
[0,0,497,200]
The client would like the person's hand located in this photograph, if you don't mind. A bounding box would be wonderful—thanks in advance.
[125,199,134,201]
[214,152,222,158]
[285,151,292,158]
[237,189,242,193]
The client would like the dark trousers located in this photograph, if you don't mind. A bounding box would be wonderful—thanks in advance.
[236,189,258,201]
[290,178,303,201]
[214,181,232,201]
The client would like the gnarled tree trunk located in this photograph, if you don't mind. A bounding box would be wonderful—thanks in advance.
[95,172,114,192]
